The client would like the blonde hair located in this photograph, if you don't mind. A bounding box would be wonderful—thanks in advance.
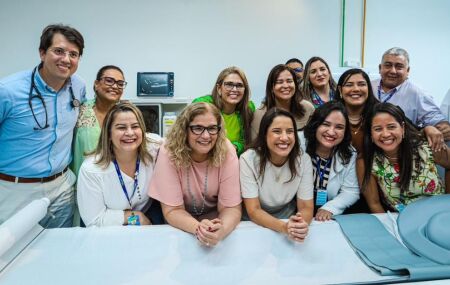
[165,102,228,168]
[95,101,153,167]
[211,66,253,147]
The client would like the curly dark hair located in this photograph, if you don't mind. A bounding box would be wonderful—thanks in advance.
[304,101,353,166]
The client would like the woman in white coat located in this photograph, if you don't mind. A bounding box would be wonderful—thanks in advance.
[304,101,359,221]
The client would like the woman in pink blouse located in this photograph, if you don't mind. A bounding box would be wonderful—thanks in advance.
[148,102,242,247]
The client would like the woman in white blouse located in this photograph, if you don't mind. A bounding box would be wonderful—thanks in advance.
[303,101,359,221]
[240,108,314,242]
[77,102,162,227]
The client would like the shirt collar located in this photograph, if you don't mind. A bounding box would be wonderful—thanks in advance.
[380,78,408,94]
[35,65,72,93]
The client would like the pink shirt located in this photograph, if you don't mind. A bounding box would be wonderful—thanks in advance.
[148,141,241,217]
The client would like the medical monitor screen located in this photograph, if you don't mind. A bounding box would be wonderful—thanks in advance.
[137,72,174,97]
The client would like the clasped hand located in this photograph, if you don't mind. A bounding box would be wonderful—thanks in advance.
[286,212,308,242]
[195,218,223,247]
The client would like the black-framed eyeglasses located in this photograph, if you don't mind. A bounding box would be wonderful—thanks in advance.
[189,125,221,135]
[49,47,80,60]
[223,81,245,91]
[293,67,304,73]
[100,77,127,89]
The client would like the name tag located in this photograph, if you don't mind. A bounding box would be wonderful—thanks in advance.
[127,214,141,226]
[316,188,328,206]
[395,203,405,213]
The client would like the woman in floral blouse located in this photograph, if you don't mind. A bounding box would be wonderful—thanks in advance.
[71,65,127,176]
[358,103,450,213]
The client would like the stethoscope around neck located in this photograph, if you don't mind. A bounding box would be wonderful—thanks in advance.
[29,64,80,130]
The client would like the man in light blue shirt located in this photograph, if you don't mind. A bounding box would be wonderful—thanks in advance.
[372,47,450,151]
[0,24,86,227]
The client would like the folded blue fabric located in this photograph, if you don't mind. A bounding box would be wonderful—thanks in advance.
[334,214,450,281]
[397,195,450,265]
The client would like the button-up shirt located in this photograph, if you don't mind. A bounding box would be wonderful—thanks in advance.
[0,68,86,177]
[372,78,446,127]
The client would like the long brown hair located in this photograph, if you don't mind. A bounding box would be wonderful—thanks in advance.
[361,103,424,194]
[301,56,336,102]
[251,107,301,183]
[263,64,306,119]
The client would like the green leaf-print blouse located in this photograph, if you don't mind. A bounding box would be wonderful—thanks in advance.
[372,144,444,211]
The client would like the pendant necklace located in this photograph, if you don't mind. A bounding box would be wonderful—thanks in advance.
[186,164,209,216]
[349,115,363,135]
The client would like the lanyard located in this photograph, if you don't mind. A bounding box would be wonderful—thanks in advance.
[113,157,140,209]
[377,82,398,103]
[315,155,332,188]
[312,90,334,107]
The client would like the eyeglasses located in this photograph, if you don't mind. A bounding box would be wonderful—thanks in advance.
[223,81,245,91]
[189,125,221,135]
[49,47,80,59]
[293,67,304,73]
[100,77,127,89]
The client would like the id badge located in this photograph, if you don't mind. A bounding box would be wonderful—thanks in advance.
[127,214,141,226]
[395,203,405,213]
[316,188,328,206]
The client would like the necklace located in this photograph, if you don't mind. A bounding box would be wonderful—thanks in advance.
[348,115,362,124]
[186,164,209,216]
[352,121,363,135]
[384,154,399,163]
[349,116,363,135]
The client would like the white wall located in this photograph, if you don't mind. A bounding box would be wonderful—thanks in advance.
[1,0,449,105]
[0,0,340,106]
[364,0,450,104]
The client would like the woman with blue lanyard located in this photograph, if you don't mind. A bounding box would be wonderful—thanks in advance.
[301,57,337,108]
[359,103,450,213]
[77,102,162,227]
[192,66,255,156]
[304,101,359,221]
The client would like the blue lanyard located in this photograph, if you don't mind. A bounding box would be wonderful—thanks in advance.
[377,82,398,103]
[315,155,332,188]
[312,90,334,106]
[113,157,140,209]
